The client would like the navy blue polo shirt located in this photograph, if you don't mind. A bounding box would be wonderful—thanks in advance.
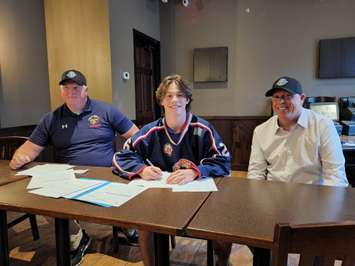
[30,98,133,166]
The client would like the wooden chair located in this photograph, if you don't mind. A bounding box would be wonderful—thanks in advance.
[0,136,40,240]
[272,221,355,266]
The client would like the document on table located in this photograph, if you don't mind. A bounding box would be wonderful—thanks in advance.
[26,169,77,189]
[65,181,147,207]
[172,177,218,192]
[129,172,218,192]
[129,171,172,188]
[29,178,106,198]
[17,164,73,176]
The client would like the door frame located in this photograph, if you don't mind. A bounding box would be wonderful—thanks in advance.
[133,29,161,124]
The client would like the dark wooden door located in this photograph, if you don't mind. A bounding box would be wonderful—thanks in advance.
[133,30,161,125]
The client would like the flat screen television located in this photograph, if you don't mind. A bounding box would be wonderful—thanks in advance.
[318,37,355,79]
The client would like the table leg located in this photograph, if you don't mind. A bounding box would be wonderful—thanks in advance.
[55,218,70,266]
[207,239,214,266]
[0,210,9,266]
[252,247,271,266]
[154,233,170,266]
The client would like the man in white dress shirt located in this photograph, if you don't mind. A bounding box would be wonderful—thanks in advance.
[248,76,348,186]
[247,76,348,266]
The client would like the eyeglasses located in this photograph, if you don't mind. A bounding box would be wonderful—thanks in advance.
[271,94,293,102]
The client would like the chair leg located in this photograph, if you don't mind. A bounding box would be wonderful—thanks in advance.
[112,226,119,253]
[207,239,214,266]
[29,215,40,240]
[170,235,176,249]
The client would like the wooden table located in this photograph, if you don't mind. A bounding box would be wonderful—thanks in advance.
[0,163,213,266]
[0,160,30,186]
[185,177,355,258]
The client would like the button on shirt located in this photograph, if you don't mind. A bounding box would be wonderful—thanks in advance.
[247,108,348,187]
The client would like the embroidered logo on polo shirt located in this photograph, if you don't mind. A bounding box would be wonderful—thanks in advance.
[88,115,101,128]
[163,143,173,157]
[62,124,68,129]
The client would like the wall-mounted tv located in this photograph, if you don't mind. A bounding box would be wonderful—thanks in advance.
[318,37,355,79]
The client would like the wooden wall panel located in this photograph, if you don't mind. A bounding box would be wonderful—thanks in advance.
[203,116,268,171]
[44,0,112,110]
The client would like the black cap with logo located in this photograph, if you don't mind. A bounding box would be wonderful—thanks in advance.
[265,76,303,97]
[59,69,87,86]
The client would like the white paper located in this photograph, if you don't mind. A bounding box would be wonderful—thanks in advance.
[67,182,147,207]
[172,177,218,192]
[128,171,172,188]
[29,178,106,198]
[129,172,218,192]
[26,169,77,189]
[17,164,73,176]
[74,169,89,174]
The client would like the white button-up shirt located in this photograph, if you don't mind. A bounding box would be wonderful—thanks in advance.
[247,108,348,187]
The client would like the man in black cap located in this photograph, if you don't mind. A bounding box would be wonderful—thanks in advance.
[10,69,139,265]
[247,76,348,265]
[248,76,347,185]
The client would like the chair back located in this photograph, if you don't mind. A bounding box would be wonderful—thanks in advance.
[0,136,28,160]
[272,221,355,266]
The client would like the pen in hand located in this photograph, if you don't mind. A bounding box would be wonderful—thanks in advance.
[146,158,154,166]
[144,158,162,180]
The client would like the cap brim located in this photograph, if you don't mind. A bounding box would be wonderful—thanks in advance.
[265,87,295,97]
[59,78,84,86]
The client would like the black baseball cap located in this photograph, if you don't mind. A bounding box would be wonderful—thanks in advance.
[265,76,303,97]
[59,69,87,86]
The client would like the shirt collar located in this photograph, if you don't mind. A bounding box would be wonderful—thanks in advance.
[296,108,308,129]
[63,97,92,117]
[273,108,307,134]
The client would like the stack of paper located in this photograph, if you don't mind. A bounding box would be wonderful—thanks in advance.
[21,164,147,207]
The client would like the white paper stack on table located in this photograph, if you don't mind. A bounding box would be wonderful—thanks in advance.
[19,164,146,207]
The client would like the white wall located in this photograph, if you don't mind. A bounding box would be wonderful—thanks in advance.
[160,0,355,116]
[0,0,50,127]
[109,0,160,119]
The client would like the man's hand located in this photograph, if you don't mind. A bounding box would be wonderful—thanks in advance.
[8,140,44,170]
[166,169,198,185]
[140,166,162,180]
[9,153,32,170]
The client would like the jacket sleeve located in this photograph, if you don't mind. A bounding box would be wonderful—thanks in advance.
[112,137,147,180]
[197,124,231,177]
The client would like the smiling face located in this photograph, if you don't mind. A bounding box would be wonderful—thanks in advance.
[60,81,88,112]
[160,82,189,116]
[271,89,305,123]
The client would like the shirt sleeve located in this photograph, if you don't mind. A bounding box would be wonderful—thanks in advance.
[247,127,268,180]
[197,124,231,177]
[319,119,348,187]
[29,113,51,147]
[109,106,134,135]
[112,134,147,180]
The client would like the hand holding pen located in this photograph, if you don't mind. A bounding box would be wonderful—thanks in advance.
[140,158,162,180]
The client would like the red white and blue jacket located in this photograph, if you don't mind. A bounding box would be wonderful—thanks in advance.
[112,113,231,180]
